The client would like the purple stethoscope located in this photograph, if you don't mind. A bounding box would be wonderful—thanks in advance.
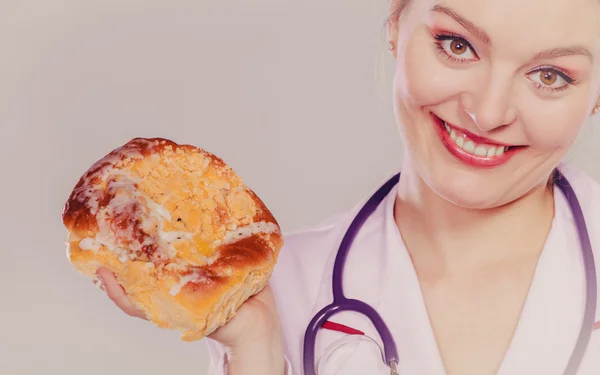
[303,169,597,375]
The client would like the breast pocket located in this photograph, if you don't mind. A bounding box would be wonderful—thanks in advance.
[316,334,391,375]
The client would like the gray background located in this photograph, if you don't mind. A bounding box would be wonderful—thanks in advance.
[2,1,598,374]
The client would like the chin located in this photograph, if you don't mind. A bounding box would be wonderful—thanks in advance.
[421,164,515,210]
[413,131,536,209]
[433,178,513,209]
[398,107,560,210]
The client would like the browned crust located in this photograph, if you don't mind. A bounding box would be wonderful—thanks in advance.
[62,137,284,340]
[62,137,249,234]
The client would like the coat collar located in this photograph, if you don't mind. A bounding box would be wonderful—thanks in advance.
[304,168,600,374]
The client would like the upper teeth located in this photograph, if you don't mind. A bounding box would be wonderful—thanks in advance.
[444,122,508,157]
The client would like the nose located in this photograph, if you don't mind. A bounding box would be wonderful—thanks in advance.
[462,73,518,132]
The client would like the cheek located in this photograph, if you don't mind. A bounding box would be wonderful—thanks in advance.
[393,31,468,108]
[519,96,589,149]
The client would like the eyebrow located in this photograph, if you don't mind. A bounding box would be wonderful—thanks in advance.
[533,47,593,62]
[430,4,593,62]
[431,5,491,45]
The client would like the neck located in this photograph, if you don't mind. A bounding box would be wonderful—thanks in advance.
[394,164,555,274]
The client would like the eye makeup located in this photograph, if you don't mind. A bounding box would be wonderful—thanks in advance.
[429,27,581,94]
[432,32,479,63]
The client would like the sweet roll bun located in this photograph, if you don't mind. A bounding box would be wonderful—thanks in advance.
[62,137,284,341]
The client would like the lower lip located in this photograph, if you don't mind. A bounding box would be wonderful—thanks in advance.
[431,114,521,168]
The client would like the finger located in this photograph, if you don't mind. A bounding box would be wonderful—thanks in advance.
[96,268,147,319]
[250,283,275,306]
[92,278,105,291]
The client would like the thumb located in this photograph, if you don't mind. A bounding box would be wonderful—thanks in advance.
[96,267,147,320]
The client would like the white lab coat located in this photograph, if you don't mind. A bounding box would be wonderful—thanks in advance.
[207,162,600,374]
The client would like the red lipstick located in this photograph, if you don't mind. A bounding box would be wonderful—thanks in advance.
[430,113,523,168]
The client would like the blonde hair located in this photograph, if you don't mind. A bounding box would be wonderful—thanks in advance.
[374,0,412,99]
[386,0,412,26]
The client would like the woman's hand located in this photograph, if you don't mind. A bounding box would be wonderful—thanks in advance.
[95,267,286,374]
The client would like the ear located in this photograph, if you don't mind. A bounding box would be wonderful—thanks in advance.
[386,2,400,58]
[593,97,600,116]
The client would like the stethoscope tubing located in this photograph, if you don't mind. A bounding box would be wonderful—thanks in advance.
[554,171,597,375]
[303,173,400,375]
[302,169,596,375]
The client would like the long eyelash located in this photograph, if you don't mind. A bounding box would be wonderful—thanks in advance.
[432,33,579,94]
[531,81,571,93]
[433,32,469,43]
[530,66,579,93]
[432,33,479,61]
[535,66,578,85]
[433,41,471,63]
[434,42,462,62]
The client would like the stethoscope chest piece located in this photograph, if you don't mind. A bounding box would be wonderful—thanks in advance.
[316,334,397,374]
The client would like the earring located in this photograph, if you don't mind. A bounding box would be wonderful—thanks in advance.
[593,106,600,115]
[388,41,395,51]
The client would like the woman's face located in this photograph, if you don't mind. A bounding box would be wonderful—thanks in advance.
[391,0,600,208]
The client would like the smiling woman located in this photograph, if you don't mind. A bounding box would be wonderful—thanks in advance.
[94,1,600,374]
[388,0,600,209]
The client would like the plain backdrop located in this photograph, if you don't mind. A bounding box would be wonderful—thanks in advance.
[1,1,599,374]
